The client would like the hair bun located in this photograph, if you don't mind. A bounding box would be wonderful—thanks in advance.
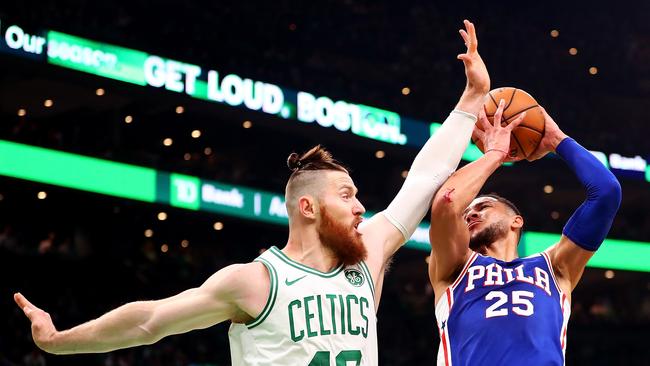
[287,152,302,171]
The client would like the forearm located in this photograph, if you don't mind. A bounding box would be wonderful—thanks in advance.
[456,89,486,117]
[49,301,158,354]
[382,106,477,240]
[433,151,503,214]
[557,138,622,250]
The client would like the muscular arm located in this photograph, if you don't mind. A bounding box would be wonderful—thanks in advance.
[361,108,478,258]
[428,151,503,285]
[546,137,622,292]
[428,102,523,294]
[360,20,490,290]
[15,262,268,354]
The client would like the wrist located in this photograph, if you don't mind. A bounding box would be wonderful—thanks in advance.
[549,133,569,152]
[38,330,62,353]
[455,91,486,116]
[484,149,507,164]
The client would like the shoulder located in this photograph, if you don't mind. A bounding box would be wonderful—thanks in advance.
[203,261,270,297]
[203,261,272,322]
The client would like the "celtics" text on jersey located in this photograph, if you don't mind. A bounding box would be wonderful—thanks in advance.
[288,293,370,342]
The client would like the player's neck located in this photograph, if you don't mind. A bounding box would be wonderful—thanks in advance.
[483,236,519,262]
[284,226,340,272]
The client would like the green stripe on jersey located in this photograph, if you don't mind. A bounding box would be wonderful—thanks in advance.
[247,258,278,329]
[269,246,344,278]
[359,261,375,298]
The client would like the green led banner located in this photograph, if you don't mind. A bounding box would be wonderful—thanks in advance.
[520,232,650,273]
[47,31,149,85]
[1,20,648,182]
[0,138,647,272]
[162,172,289,225]
[0,140,156,202]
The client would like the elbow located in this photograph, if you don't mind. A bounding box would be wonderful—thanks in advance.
[599,175,622,214]
[431,187,463,218]
[587,172,622,213]
[137,324,160,345]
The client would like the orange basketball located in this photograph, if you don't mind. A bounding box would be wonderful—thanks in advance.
[473,87,545,160]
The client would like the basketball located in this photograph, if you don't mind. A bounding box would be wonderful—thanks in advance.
[473,87,546,159]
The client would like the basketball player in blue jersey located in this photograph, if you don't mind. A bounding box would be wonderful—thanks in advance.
[428,100,622,365]
[15,20,493,365]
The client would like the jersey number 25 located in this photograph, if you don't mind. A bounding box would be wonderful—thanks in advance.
[485,290,534,318]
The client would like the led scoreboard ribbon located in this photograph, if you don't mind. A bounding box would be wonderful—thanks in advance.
[0,139,647,272]
[1,20,647,181]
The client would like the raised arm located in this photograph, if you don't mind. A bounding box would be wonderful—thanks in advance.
[361,20,490,273]
[14,262,267,354]
[428,103,524,290]
[530,110,622,292]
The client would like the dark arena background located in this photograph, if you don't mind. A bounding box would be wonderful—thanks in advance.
[1,1,649,365]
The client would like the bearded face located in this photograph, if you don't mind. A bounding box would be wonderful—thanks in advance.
[469,220,508,251]
[317,204,367,266]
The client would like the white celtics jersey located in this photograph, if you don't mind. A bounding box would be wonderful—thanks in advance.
[229,246,378,365]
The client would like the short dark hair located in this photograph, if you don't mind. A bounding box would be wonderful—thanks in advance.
[477,193,522,217]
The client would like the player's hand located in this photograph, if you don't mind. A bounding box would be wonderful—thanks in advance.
[526,107,568,161]
[14,293,58,352]
[458,20,489,96]
[473,99,525,163]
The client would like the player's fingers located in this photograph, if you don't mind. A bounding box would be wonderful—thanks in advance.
[459,29,470,46]
[467,20,478,50]
[14,293,37,319]
[457,54,472,64]
[504,155,524,163]
[539,106,551,119]
[14,292,34,309]
[478,109,491,130]
[493,99,505,127]
[472,125,484,141]
[506,111,526,131]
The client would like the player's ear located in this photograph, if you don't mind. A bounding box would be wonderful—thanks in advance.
[511,215,524,230]
[298,195,318,219]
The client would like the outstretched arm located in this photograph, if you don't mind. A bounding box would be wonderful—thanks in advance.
[531,110,622,292]
[14,262,265,354]
[428,103,524,290]
[361,20,491,272]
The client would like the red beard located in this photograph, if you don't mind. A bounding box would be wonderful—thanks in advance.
[317,205,367,266]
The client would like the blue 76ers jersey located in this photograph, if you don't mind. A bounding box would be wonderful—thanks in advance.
[435,251,570,366]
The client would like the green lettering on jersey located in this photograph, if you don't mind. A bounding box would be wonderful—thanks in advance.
[316,295,331,336]
[304,295,318,338]
[326,294,338,335]
[346,295,360,335]
[338,294,346,335]
[360,296,369,338]
[288,300,304,342]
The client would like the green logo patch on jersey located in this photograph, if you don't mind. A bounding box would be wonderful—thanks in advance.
[345,269,364,287]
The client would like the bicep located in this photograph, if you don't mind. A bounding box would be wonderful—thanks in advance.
[428,195,471,283]
[360,213,406,257]
[358,213,404,273]
[145,264,245,339]
[549,235,595,292]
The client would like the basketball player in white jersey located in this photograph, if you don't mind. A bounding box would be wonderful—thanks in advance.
[14,20,490,365]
